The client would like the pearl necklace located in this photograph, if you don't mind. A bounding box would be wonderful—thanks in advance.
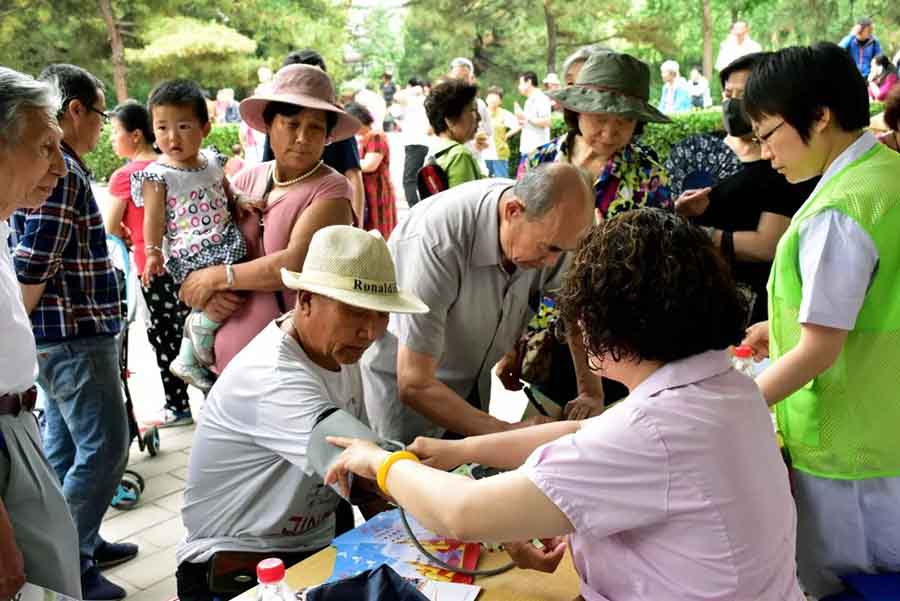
[272,160,323,187]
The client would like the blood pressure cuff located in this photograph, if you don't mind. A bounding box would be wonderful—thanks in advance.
[308,408,403,501]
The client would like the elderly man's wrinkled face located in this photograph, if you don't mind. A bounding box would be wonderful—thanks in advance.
[301,294,389,367]
[0,107,66,212]
[502,182,594,270]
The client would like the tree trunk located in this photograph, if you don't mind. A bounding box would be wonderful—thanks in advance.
[702,0,713,81]
[543,0,558,75]
[97,0,128,102]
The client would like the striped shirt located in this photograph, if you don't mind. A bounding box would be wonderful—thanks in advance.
[11,142,121,342]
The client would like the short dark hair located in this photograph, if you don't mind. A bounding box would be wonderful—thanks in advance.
[39,63,104,119]
[562,108,645,138]
[719,51,769,88]
[261,101,338,135]
[486,85,504,98]
[112,100,156,146]
[424,79,478,135]
[873,54,897,77]
[519,71,539,87]
[884,85,900,131]
[559,209,747,364]
[344,101,373,127]
[147,79,209,124]
[744,43,869,143]
[283,49,327,71]
[408,76,425,87]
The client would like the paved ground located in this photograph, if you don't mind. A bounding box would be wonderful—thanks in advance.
[92,136,530,600]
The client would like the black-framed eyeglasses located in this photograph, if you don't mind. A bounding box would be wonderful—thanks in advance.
[86,105,110,123]
[752,121,785,147]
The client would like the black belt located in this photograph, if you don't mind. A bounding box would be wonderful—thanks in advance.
[0,387,37,416]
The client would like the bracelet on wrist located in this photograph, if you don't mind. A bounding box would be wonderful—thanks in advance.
[145,244,163,255]
[376,450,420,496]
[225,263,235,288]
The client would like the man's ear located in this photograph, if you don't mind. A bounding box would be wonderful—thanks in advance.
[65,98,84,122]
[502,194,526,220]
[298,290,313,315]
[813,107,831,135]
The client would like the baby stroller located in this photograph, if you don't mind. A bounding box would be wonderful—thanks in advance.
[106,234,160,510]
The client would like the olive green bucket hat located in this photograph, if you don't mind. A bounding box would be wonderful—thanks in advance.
[548,51,672,123]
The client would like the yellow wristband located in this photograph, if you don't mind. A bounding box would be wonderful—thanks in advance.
[376,450,420,496]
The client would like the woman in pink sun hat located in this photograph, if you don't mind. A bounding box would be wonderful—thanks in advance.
[178,63,362,375]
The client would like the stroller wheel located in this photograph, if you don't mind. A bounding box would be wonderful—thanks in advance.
[124,469,145,492]
[111,476,141,510]
[143,427,160,457]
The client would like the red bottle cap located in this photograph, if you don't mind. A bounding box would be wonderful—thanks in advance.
[257,558,285,584]
[733,345,753,359]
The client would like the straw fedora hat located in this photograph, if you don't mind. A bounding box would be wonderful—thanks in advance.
[281,226,429,314]
[239,64,361,141]
[548,51,671,123]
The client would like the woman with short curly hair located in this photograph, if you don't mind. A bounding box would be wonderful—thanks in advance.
[323,209,804,601]
[423,78,482,189]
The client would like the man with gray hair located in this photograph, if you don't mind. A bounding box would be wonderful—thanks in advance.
[0,66,81,600]
[362,164,603,443]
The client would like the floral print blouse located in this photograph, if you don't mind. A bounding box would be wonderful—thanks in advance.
[519,133,673,218]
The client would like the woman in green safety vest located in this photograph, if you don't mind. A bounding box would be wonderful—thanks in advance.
[741,43,900,599]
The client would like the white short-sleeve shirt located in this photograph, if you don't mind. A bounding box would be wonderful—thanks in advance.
[1,220,37,394]
[177,317,365,564]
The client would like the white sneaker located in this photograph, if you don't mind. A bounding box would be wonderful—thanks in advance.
[169,358,214,392]
[184,313,216,367]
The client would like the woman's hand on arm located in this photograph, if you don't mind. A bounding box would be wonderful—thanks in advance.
[408,420,581,471]
[324,437,575,543]
[755,323,847,406]
[732,212,791,262]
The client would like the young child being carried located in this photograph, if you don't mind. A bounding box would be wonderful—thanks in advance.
[134,79,250,392]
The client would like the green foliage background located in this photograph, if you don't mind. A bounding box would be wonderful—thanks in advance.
[85,124,240,182]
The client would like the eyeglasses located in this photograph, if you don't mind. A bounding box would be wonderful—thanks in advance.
[752,120,785,147]
[87,105,110,123]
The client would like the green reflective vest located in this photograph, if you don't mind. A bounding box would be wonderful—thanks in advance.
[769,140,900,479]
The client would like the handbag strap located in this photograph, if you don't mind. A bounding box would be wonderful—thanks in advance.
[261,167,288,314]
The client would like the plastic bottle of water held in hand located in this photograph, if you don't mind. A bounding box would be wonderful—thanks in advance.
[256,558,292,601]
[732,345,755,378]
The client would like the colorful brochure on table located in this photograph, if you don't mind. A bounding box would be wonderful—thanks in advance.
[328,508,481,587]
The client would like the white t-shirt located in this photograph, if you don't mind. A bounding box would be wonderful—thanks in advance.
[177,317,366,564]
[0,221,38,394]
[520,90,553,154]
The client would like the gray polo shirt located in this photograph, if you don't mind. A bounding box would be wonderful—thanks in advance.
[361,179,569,443]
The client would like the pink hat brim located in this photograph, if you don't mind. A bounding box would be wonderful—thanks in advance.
[239,93,361,142]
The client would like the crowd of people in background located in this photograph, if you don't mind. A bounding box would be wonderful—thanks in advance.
[3,12,900,601]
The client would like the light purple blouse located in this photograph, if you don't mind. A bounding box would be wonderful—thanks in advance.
[520,350,804,601]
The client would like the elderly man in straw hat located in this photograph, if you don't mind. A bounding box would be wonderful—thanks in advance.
[362,163,602,445]
[175,226,427,601]
[0,66,81,601]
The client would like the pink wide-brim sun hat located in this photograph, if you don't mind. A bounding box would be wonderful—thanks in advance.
[239,64,361,141]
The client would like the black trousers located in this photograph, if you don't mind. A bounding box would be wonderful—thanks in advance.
[141,272,192,412]
[402,144,428,208]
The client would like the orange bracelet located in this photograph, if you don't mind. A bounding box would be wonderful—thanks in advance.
[376,450,420,496]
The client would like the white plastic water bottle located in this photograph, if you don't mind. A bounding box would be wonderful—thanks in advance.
[256,558,292,601]
[732,345,755,378]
